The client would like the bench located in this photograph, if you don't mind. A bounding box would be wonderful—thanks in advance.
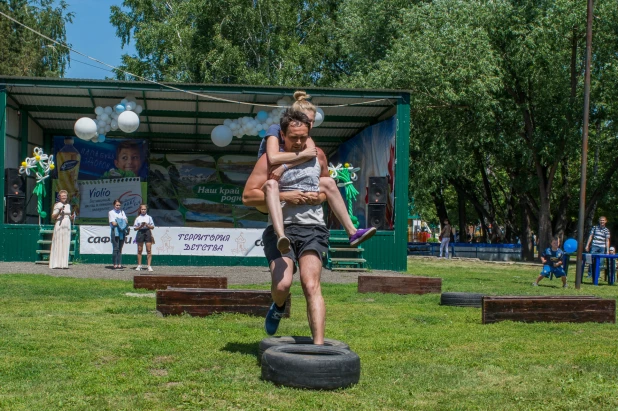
[358,275,442,295]
[482,296,616,324]
[156,288,291,317]
[133,275,227,290]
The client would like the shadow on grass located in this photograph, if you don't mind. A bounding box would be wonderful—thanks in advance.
[221,341,259,361]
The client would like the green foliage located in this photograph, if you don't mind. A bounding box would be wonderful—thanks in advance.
[0,0,73,77]
[2,264,618,409]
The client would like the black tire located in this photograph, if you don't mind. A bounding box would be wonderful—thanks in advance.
[258,336,350,364]
[440,292,484,308]
[261,345,360,390]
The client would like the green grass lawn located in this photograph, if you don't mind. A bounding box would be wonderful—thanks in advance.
[1,259,618,410]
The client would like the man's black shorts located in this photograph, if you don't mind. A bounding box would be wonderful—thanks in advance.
[263,224,330,266]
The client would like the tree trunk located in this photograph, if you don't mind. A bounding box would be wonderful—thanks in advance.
[431,189,449,226]
[457,188,466,243]
[520,196,535,261]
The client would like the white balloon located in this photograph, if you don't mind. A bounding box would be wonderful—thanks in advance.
[104,106,113,115]
[104,125,111,132]
[223,119,232,127]
[106,117,113,124]
[117,110,140,133]
[314,107,325,127]
[98,127,105,135]
[74,117,98,139]
[125,101,135,111]
[98,120,107,129]
[229,122,238,131]
[121,98,128,105]
[211,125,233,147]
[95,106,104,115]
[111,112,119,119]
[256,124,263,131]
[110,120,118,131]
[135,105,143,114]
[92,136,99,143]
[100,113,109,122]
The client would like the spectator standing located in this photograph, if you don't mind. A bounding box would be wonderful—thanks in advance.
[439,219,452,259]
[585,216,610,277]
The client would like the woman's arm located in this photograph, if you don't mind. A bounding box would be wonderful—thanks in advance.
[265,135,317,165]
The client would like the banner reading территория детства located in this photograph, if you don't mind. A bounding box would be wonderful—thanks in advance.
[80,226,266,257]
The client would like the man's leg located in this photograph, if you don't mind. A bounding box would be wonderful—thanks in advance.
[262,180,290,253]
[270,257,295,306]
[444,238,450,259]
[265,256,295,335]
[298,251,325,344]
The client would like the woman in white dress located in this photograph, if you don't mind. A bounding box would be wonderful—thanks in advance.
[49,190,73,269]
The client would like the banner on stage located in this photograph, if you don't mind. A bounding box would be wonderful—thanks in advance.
[79,226,265,257]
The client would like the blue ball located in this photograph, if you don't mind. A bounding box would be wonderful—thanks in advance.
[115,104,126,114]
[256,111,268,122]
[98,134,106,143]
[563,238,577,254]
[258,130,266,138]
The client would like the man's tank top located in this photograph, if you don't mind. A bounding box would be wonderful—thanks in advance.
[268,157,324,226]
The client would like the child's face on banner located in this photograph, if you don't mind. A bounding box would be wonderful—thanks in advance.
[115,148,142,174]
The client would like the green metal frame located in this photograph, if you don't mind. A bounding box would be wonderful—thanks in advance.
[0,78,411,270]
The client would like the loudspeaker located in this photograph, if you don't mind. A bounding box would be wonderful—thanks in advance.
[367,203,386,230]
[368,176,388,203]
[6,196,26,224]
[5,168,25,197]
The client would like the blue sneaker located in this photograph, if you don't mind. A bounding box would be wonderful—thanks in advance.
[264,303,285,335]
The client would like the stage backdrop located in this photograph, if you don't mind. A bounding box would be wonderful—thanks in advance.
[329,116,396,229]
[80,226,265,256]
[147,153,267,228]
[53,137,148,224]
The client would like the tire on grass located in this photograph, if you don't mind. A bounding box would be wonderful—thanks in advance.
[261,345,360,390]
[440,292,484,308]
[258,336,349,364]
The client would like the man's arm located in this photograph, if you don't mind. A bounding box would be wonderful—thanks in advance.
[242,155,270,207]
[242,154,309,206]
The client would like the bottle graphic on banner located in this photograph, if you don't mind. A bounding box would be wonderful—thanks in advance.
[57,137,81,215]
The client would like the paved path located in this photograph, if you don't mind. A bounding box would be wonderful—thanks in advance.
[0,262,405,285]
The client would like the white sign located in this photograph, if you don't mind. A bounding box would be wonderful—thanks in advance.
[79,225,266,257]
[78,178,143,218]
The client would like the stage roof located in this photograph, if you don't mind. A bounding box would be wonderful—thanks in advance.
[0,77,407,156]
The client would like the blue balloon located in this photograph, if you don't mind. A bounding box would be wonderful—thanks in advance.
[564,238,577,254]
[258,129,266,138]
[256,111,268,122]
[98,134,106,143]
[115,104,126,114]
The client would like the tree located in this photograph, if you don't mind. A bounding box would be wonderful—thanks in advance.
[0,0,73,77]
[110,0,344,86]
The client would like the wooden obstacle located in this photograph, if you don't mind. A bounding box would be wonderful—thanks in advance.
[156,288,291,317]
[482,296,616,324]
[358,275,442,295]
[133,275,227,290]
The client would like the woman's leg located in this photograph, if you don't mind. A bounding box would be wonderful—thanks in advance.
[262,180,289,253]
[137,243,143,266]
[146,243,152,267]
[112,236,119,267]
[319,177,356,236]
[118,238,125,267]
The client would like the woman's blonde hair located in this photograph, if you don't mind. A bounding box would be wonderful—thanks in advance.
[291,91,316,115]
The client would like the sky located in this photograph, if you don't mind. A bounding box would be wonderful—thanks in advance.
[64,0,136,80]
